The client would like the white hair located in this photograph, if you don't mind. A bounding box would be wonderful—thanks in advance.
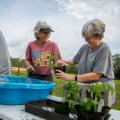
[82,19,105,39]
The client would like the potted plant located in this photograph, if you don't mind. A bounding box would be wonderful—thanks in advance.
[64,81,114,120]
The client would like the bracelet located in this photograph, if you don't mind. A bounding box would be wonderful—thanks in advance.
[75,74,77,81]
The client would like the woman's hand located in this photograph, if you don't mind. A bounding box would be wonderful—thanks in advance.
[27,65,34,71]
[55,70,74,81]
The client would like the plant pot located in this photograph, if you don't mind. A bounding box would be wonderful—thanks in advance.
[76,105,110,120]
[54,66,66,73]
[54,101,71,116]
[25,98,73,120]
[101,106,111,120]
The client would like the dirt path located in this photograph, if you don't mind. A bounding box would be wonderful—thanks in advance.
[12,67,26,72]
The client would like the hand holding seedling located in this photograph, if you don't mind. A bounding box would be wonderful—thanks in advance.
[55,70,74,80]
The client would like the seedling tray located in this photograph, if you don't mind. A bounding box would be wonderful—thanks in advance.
[25,99,73,120]
[25,97,111,120]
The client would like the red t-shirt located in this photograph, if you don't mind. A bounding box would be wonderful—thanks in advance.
[26,40,62,75]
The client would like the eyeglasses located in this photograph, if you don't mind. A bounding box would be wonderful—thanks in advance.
[85,36,93,40]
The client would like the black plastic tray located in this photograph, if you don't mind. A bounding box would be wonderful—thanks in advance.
[25,98,111,120]
[25,99,73,120]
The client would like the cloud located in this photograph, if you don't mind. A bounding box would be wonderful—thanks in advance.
[0,0,120,59]
[55,0,120,56]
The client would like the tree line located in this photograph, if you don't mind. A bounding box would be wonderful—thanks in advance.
[10,54,120,79]
[10,58,26,68]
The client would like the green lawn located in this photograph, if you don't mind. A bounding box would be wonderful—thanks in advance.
[112,80,120,110]
[12,71,120,110]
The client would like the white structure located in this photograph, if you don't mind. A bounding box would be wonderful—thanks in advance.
[0,31,11,75]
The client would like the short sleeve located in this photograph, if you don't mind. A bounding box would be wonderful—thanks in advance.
[93,47,114,79]
[25,43,31,62]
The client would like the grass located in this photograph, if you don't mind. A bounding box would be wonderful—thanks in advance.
[12,70,120,110]
[52,77,65,97]
[12,70,27,76]
[112,80,120,110]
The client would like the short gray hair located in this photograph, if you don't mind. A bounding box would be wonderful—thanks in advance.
[82,19,105,39]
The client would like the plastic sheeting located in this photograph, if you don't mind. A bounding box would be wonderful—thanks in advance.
[0,30,11,75]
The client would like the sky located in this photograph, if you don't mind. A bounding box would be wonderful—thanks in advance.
[0,0,120,59]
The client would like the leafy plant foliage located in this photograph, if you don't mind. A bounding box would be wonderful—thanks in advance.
[64,81,81,108]
[64,81,114,112]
